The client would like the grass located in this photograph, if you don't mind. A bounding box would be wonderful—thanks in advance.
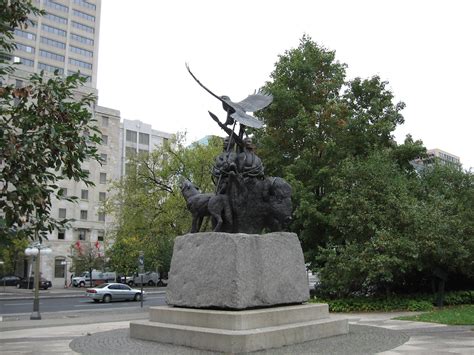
[395,305,474,325]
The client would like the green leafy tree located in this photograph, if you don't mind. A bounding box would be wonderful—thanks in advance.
[105,134,221,276]
[415,164,474,304]
[254,35,415,259]
[1,1,101,242]
[0,237,28,275]
[315,150,422,297]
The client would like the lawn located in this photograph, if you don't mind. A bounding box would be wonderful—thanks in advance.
[395,305,474,325]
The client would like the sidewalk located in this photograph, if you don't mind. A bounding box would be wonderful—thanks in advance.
[1,309,472,354]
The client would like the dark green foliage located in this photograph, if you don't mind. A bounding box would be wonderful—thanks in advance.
[255,35,413,259]
[255,35,473,298]
[311,290,474,312]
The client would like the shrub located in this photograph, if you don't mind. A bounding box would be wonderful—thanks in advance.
[407,300,434,312]
[310,290,474,312]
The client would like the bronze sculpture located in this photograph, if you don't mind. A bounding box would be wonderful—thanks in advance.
[184,65,292,234]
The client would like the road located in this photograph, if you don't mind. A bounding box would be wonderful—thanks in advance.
[0,293,167,315]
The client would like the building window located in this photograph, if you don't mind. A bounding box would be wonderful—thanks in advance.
[16,43,35,54]
[59,187,67,197]
[70,33,94,46]
[97,230,104,241]
[102,134,108,145]
[40,36,66,49]
[54,257,66,278]
[72,21,94,33]
[44,13,68,25]
[126,129,137,143]
[80,210,88,220]
[58,229,65,240]
[41,24,67,37]
[100,153,107,164]
[73,0,96,11]
[69,57,92,70]
[16,57,34,67]
[38,62,64,74]
[98,212,105,222]
[44,0,69,12]
[81,189,88,200]
[39,49,65,62]
[14,29,36,40]
[59,208,66,219]
[139,133,149,145]
[69,45,93,57]
[99,192,106,201]
[100,173,107,184]
[78,229,86,240]
[72,9,95,22]
[102,116,109,127]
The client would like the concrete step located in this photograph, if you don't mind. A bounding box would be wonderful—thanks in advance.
[131,304,349,353]
[149,303,330,330]
[131,312,348,353]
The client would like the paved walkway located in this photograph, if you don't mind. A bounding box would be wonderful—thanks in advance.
[1,309,472,354]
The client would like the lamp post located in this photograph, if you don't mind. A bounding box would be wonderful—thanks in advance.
[61,259,68,288]
[0,261,5,292]
[25,243,52,320]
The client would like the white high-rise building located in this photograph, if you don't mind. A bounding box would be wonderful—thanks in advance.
[4,1,173,287]
[11,0,101,90]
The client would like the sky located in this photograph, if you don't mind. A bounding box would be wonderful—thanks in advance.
[96,0,474,170]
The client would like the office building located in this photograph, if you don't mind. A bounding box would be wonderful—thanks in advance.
[11,0,101,90]
[4,1,173,287]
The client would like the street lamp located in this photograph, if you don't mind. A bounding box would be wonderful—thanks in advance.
[0,261,5,292]
[25,243,52,320]
[60,259,68,288]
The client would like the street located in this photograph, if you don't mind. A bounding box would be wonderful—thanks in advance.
[0,293,167,315]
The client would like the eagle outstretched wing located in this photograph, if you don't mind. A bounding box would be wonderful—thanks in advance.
[186,64,272,129]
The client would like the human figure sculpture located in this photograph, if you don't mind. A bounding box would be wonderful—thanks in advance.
[212,136,237,194]
[237,137,264,179]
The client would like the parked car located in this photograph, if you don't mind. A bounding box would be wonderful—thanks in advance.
[0,275,23,286]
[85,283,146,303]
[17,277,52,290]
[72,270,116,287]
[132,271,161,286]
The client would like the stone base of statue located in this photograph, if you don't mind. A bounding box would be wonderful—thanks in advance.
[130,232,349,353]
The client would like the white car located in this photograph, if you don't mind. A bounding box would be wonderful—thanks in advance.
[86,283,146,303]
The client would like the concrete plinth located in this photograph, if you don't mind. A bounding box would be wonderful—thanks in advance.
[130,304,349,353]
[166,232,309,309]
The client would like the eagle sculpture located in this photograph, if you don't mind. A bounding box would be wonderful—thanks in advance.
[186,63,272,129]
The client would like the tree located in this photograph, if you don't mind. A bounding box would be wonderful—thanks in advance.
[254,35,414,258]
[70,240,105,287]
[414,164,474,304]
[1,2,102,242]
[105,134,221,276]
[315,149,422,297]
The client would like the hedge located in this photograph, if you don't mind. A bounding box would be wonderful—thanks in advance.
[310,290,474,312]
